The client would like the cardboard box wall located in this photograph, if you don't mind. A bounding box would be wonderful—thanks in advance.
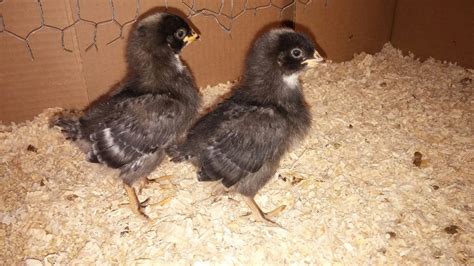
[1,0,472,123]
[391,0,473,68]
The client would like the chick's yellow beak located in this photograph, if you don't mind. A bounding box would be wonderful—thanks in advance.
[303,51,325,68]
[184,31,200,44]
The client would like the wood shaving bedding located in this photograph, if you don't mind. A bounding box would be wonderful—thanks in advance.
[1,44,472,264]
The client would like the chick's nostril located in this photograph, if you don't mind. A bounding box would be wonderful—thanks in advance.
[195,35,200,40]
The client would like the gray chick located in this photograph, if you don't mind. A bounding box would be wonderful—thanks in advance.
[53,12,201,219]
[171,28,324,226]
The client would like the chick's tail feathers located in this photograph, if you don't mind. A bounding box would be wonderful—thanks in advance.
[49,109,83,141]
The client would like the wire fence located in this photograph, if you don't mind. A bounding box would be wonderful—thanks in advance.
[0,0,323,60]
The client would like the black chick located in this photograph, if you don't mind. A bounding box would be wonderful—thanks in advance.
[171,28,324,225]
[53,12,201,219]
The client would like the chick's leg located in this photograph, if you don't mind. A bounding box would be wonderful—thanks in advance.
[243,196,286,227]
[124,183,150,220]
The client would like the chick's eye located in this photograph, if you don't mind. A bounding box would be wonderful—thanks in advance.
[175,28,187,39]
[291,48,303,58]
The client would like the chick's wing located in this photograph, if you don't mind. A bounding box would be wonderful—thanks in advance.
[88,93,184,168]
[202,104,289,187]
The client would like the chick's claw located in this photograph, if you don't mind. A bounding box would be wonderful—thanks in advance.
[247,211,284,228]
[146,175,173,183]
[133,206,150,221]
[130,201,151,221]
[243,196,285,228]
[124,184,151,221]
[260,216,283,228]
[138,175,173,194]
[265,205,286,218]
[140,197,151,207]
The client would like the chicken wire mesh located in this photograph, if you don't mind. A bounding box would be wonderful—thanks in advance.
[0,0,324,60]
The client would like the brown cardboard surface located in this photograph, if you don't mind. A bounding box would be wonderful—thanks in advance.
[78,0,113,23]
[74,20,128,102]
[295,0,396,61]
[42,0,74,29]
[0,0,43,38]
[391,0,474,68]
[0,0,89,123]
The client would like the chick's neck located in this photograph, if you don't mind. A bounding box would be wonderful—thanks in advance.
[128,49,198,105]
[238,66,304,108]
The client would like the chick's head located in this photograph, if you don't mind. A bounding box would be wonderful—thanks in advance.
[131,12,199,55]
[246,29,324,76]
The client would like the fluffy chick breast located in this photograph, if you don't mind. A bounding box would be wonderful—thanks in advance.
[173,28,323,226]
